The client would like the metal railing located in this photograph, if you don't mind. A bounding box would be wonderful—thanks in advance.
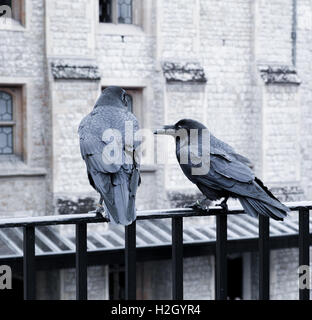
[0,201,311,300]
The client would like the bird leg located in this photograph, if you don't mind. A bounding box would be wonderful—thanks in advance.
[216,196,229,212]
[187,198,210,213]
[95,196,104,214]
[89,196,110,222]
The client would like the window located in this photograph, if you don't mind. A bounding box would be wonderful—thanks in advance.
[99,0,139,25]
[227,256,243,300]
[0,87,23,157]
[0,0,25,25]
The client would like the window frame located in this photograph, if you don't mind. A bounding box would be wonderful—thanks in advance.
[0,0,26,27]
[0,87,23,158]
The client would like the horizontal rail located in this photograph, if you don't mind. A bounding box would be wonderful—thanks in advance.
[0,201,311,229]
[1,201,311,301]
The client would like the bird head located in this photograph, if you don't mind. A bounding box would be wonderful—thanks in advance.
[153,119,207,137]
[94,86,131,109]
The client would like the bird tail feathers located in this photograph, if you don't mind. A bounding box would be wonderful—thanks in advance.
[92,172,137,226]
[238,197,288,221]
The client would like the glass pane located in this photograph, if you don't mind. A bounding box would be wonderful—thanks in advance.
[0,91,13,121]
[126,93,133,112]
[118,0,132,24]
[0,126,13,154]
[99,0,112,23]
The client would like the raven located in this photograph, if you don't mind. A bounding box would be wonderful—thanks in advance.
[154,119,289,220]
[78,86,141,225]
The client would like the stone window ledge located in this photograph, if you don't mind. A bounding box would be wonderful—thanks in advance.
[97,23,144,36]
[258,65,301,85]
[51,60,101,81]
[0,18,25,32]
[162,62,207,83]
[0,155,46,177]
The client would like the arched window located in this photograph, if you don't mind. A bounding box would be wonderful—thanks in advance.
[0,91,13,154]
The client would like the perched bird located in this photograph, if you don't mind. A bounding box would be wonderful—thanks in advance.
[154,119,289,220]
[78,86,141,225]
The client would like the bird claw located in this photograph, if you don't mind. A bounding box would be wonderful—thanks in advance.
[95,204,105,214]
[187,200,210,213]
[216,201,229,212]
[89,205,110,222]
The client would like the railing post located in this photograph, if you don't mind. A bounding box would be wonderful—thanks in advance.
[172,217,183,300]
[259,215,270,300]
[299,208,310,300]
[23,226,36,300]
[125,221,136,300]
[215,214,227,300]
[76,222,87,300]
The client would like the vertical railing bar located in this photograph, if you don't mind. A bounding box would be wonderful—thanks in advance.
[172,217,183,300]
[216,214,227,300]
[299,208,310,300]
[259,215,270,300]
[76,222,87,300]
[23,226,36,300]
[125,221,136,300]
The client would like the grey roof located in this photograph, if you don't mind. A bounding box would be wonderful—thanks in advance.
[0,214,309,258]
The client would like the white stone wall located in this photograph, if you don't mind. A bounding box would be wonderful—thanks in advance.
[297,0,312,200]
[0,0,47,217]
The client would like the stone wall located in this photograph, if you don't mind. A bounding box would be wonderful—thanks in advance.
[0,0,47,217]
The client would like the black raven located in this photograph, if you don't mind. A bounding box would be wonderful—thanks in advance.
[78,86,141,225]
[154,119,289,220]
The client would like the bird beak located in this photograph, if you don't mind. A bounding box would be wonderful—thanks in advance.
[153,125,176,136]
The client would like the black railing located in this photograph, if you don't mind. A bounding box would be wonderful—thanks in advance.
[0,202,311,300]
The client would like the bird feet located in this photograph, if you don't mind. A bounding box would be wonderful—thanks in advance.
[187,199,210,213]
[216,198,229,212]
[89,205,110,222]
[95,203,105,214]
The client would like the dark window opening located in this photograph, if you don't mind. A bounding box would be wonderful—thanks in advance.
[99,0,133,24]
[0,0,12,13]
[109,264,125,300]
[1,0,12,8]
[227,256,243,300]
[99,0,113,23]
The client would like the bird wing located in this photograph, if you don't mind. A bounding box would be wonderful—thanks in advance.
[182,142,287,213]
[78,106,141,225]
[79,113,122,174]
[197,161,288,213]
[210,134,254,168]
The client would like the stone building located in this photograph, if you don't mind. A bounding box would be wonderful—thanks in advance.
[0,0,311,300]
